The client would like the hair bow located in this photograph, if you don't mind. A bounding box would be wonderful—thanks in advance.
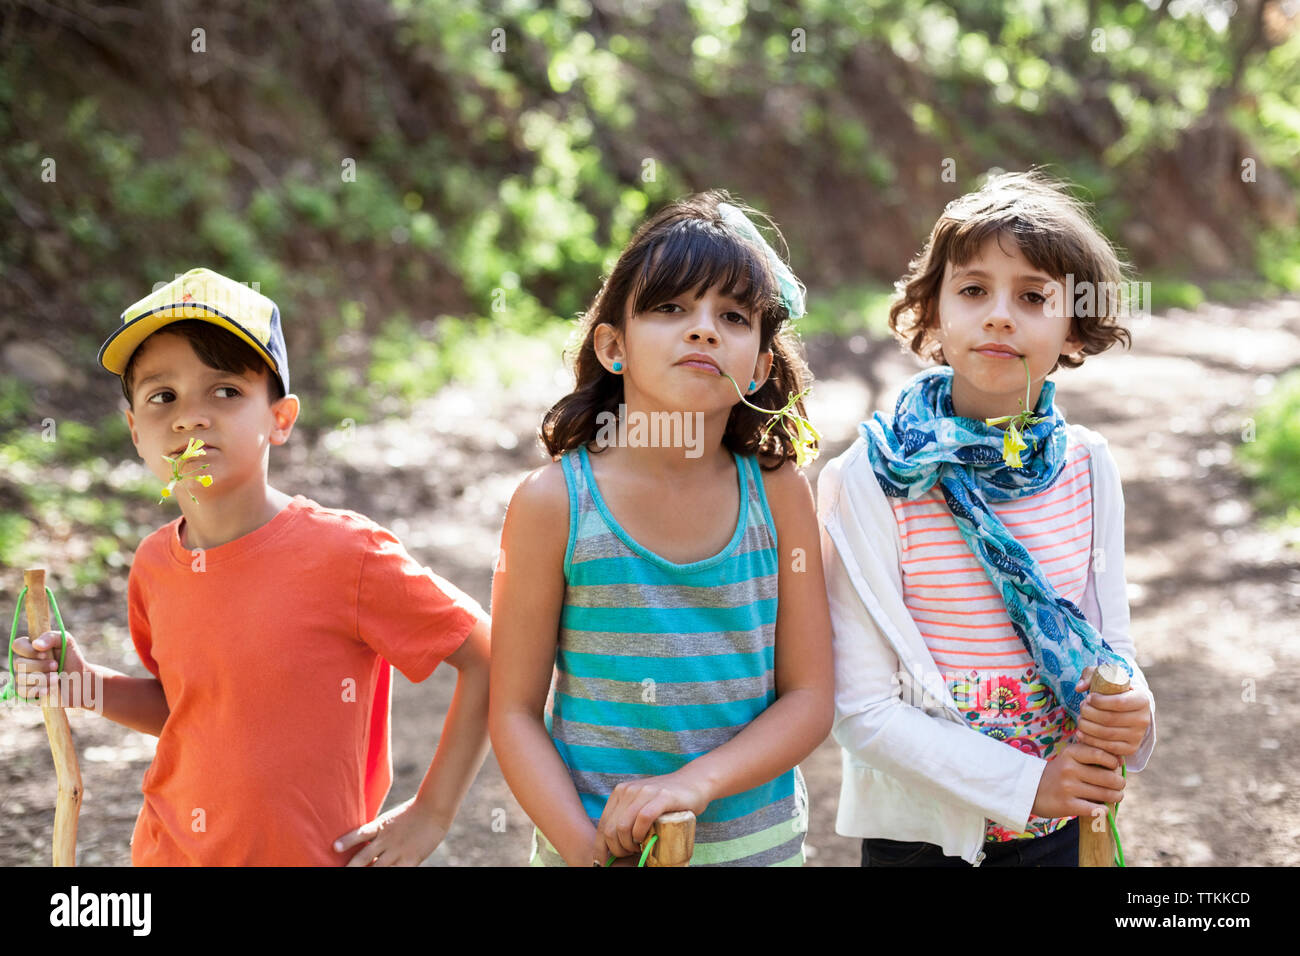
[717,202,806,320]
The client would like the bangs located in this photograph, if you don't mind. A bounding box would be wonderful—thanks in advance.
[122,319,282,406]
[939,174,1106,284]
[628,218,781,317]
[943,217,1077,281]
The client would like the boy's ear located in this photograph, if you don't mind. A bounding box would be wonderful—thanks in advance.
[124,407,141,452]
[592,323,625,372]
[268,394,300,446]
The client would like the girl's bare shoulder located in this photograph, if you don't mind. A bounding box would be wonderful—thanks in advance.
[504,459,570,537]
[757,456,816,520]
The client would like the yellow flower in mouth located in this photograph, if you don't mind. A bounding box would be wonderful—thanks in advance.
[159,437,213,504]
[985,357,1044,468]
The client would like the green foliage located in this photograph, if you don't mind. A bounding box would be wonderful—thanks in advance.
[71,536,121,588]
[1202,278,1281,304]
[1256,227,1300,292]
[1145,278,1206,313]
[0,513,31,568]
[1238,369,1300,528]
[1,0,1298,565]
[0,379,32,427]
[368,314,451,404]
[6,0,1296,376]
[795,282,896,339]
[1,418,104,467]
[1144,269,1298,314]
[367,311,571,407]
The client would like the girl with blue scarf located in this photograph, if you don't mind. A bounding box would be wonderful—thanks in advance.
[818,171,1156,866]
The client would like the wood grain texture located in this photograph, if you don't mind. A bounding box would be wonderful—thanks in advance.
[23,569,82,867]
[1078,661,1131,868]
[646,810,695,867]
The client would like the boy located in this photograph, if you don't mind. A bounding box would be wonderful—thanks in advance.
[13,268,491,866]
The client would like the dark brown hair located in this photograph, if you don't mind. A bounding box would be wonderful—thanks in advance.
[889,170,1132,371]
[121,320,284,407]
[541,190,813,469]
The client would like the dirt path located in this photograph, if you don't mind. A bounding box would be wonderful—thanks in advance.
[3,296,1298,866]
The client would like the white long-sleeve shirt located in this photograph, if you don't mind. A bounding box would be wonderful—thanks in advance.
[817,423,1156,865]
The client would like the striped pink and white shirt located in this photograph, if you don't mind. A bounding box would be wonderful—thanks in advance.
[892,431,1094,841]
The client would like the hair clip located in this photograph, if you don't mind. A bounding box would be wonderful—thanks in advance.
[717,202,806,320]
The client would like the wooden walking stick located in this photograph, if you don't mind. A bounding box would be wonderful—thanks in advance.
[1078,660,1129,868]
[23,568,82,866]
[644,810,695,867]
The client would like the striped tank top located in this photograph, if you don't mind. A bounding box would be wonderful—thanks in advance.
[530,444,807,866]
[893,431,1094,841]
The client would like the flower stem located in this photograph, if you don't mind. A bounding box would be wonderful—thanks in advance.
[721,373,821,467]
[159,438,213,503]
[983,357,1045,469]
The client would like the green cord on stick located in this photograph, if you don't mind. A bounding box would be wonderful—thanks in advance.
[637,834,658,867]
[602,833,659,867]
[3,585,68,702]
[1109,765,1127,867]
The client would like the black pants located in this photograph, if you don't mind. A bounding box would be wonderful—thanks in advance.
[861,818,1079,867]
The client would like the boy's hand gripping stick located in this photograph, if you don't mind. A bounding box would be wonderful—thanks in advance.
[1078,660,1129,868]
[23,569,82,866]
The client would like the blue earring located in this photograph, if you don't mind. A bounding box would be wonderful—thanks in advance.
[612,361,623,372]
[748,380,757,392]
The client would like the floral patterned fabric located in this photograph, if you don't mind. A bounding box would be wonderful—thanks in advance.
[950,666,1075,841]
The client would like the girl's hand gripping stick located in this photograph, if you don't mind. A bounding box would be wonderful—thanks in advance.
[644,810,696,867]
[1078,660,1130,868]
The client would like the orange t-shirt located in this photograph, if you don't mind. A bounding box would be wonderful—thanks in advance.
[126,495,481,866]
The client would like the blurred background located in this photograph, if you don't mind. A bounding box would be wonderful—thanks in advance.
[1,0,1298,866]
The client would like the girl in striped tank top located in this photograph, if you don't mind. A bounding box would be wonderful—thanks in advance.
[490,190,833,866]
[820,171,1157,866]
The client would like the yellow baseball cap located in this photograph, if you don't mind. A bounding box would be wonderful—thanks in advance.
[98,267,289,394]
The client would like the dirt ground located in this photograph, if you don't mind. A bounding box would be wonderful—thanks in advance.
[3,296,1299,867]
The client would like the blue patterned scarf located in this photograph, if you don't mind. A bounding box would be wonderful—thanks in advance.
[860,365,1130,718]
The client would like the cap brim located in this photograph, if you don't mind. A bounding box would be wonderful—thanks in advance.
[98,304,285,388]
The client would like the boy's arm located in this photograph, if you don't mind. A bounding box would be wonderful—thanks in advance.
[89,665,170,736]
[333,613,491,866]
[14,630,170,736]
[405,614,491,826]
